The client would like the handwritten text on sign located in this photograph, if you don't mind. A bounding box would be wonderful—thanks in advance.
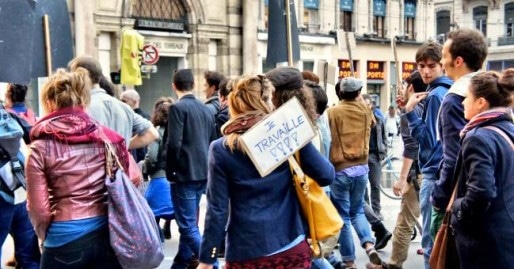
[240,97,316,177]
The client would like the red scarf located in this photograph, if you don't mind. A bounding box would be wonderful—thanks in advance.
[460,107,512,138]
[30,106,129,170]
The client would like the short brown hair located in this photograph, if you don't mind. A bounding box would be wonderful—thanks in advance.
[302,71,320,84]
[415,42,443,64]
[41,68,91,110]
[204,71,226,91]
[68,56,103,84]
[447,28,488,71]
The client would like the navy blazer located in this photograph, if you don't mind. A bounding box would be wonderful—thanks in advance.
[450,115,514,268]
[199,141,335,264]
[165,94,216,183]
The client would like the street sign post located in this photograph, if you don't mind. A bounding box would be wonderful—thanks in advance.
[142,44,160,65]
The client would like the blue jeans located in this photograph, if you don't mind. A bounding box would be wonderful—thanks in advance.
[330,173,374,262]
[420,174,436,269]
[311,257,333,269]
[41,227,120,269]
[0,200,40,269]
[171,181,206,269]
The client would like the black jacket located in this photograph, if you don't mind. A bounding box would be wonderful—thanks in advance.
[166,94,216,182]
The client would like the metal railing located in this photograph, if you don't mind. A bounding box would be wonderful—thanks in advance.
[131,0,187,27]
[498,36,514,46]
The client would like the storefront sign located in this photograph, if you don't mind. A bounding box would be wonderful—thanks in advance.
[367,61,385,80]
[340,0,353,11]
[402,62,416,80]
[135,19,185,32]
[144,39,188,55]
[338,59,359,78]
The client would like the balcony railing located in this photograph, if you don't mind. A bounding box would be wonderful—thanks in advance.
[498,36,514,46]
[131,0,187,32]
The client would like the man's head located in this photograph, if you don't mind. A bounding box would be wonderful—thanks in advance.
[68,56,103,84]
[402,70,427,101]
[361,94,373,109]
[441,28,488,80]
[173,69,195,92]
[337,77,362,101]
[203,71,226,98]
[415,42,444,85]
[120,89,140,109]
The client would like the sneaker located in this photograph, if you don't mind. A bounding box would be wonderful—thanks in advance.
[375,229,392,250]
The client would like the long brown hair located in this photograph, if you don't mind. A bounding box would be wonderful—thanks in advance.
[225,75,274,151]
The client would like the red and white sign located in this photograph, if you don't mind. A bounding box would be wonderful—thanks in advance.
[142,44,160,65]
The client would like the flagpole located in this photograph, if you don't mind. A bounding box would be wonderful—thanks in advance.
[285,0,293,66]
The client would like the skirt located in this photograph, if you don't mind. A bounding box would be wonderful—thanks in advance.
[144,177,174,219]
[225,240,311,269]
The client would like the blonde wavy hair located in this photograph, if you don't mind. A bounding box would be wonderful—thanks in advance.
[41,68,92,112]
[225,74,274,151]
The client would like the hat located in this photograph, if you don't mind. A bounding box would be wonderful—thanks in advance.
[339,77,363,93]
[265,67,304,92]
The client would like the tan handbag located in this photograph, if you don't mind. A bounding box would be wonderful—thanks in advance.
[288,152,343,258]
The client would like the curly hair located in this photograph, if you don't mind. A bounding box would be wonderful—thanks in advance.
[151,97,174,127]
[272,87,317,124]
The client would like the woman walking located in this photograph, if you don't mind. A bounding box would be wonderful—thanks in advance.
[25,68,131,269]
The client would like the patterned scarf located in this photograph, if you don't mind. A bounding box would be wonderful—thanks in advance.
[221,111,266,135]
[460,107,513,138]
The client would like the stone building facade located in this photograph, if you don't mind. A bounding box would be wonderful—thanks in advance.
[71,0,439,111]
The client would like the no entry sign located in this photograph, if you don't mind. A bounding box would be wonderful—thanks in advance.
[142,44,159,65]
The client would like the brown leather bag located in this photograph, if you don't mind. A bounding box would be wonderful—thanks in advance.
[430,171,459,269]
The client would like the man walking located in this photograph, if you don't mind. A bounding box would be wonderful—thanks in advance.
[328,78,383,269]
[431,28,488,236]
[381,70,426,269]
[402,42,453,268]
[166,69,216,269]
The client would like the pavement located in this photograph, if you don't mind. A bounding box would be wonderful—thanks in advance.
[2,137,425,268]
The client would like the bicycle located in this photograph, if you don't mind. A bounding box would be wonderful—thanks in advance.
[380,154,401,200]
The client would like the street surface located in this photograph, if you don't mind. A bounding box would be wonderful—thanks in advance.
[2,137,424,268]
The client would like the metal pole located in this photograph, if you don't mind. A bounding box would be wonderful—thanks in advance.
[392,37,402,96]
[345,32,355,77]
[285,0,293,66]
[43,15,52,76]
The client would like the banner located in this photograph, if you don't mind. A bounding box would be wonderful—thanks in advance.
[120,29,144,86]
[373,0,386,17]
[240,97,316,177]
[266,0,300,65]
[340,0,354,11]
[404,1,416,18]
[304,0,319,9]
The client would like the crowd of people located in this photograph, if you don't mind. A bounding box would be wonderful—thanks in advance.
[0,27,513,269]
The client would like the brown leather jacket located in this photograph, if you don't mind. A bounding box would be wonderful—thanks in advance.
[26,141,109,240]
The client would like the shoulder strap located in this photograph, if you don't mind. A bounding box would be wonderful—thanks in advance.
[484,126,514,150]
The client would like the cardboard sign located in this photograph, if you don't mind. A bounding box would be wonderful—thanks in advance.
[240,97,316,177]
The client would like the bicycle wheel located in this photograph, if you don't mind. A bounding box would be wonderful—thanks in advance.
[380,156,402,200]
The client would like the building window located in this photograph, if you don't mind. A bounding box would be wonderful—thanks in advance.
[340,0,354,32]
[473,6,487,37]
[373,0,386,38]
[436,10,450,43]
[404,0,416,40]
[506,3,514,37]
[208,41,217,71]
[304,0,320,33]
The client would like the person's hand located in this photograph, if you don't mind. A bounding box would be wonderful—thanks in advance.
[393,178,408,197]
[405,92,428,112]
[197,263,214,269]
[396,95,406,109]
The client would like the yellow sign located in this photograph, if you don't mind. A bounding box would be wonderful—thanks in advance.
[366,61,385,80]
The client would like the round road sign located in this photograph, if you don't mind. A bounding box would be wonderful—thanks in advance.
[142,44,160,65]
